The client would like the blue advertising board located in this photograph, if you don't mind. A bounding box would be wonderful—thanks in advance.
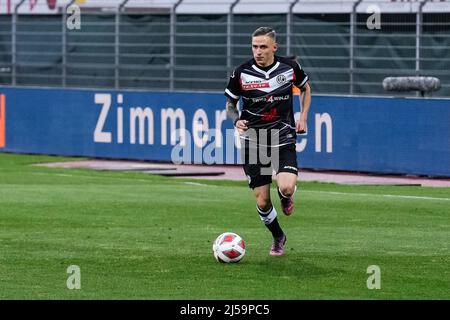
[0,86,449,177]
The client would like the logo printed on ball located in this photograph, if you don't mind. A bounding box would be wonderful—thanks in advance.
[213,232,246,263]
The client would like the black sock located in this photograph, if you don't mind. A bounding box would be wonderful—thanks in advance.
[266,217,284,239]
[257,205,285,239]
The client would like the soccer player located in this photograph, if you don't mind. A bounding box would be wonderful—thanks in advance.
[224,27,311,256]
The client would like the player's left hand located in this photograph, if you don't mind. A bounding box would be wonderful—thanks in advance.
[296,118,307,134]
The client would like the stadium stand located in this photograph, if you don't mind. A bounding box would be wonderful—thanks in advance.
[0,0,448,96]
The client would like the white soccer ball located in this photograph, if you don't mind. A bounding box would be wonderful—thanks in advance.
[212,232,246,263]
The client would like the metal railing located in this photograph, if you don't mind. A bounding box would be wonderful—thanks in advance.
[0,1,449,97]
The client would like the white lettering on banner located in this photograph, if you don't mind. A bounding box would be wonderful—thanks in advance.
[130,107,154,145]
[296,138,307,153]
[92,93,334,161]
[215,110,227,148]
[94,93,112,143]
[294,112,333,153]
[94,93,156,145]
[161,108,186,146]
[315,113,333,153]
[294,112,307,153]
[117,94,123,144]
[193,109,209,148]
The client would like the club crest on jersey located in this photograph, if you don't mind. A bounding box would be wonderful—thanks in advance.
[276,74,287,85]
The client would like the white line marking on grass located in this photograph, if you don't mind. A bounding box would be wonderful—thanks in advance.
[31,172,150,183]
[382,194,450,201]
[184,182,213,187]
[305,190,450,202]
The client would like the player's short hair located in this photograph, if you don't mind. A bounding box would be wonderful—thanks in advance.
[252,27,276,42]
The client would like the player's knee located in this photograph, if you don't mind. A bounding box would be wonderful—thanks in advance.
[279,185,296,198]
[255,197,271,212]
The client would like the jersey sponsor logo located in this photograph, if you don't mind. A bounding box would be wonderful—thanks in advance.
[251,94,290,103]
[240,73,271,90]
[240,69,295,94]
[266,94,289,103]
[0,94,5,148]
[241,81,270,90]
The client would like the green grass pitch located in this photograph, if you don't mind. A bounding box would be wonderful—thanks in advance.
[0,153,448,299]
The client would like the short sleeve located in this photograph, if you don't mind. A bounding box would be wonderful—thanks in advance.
[293,61,309,89]
[224,68,241,101]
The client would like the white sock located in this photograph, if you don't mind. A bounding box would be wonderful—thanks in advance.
[257,205,278,225]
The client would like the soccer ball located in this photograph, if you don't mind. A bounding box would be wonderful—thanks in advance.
[212,232,246,263]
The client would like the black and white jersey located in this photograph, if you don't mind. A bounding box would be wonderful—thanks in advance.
[225,55,309,146]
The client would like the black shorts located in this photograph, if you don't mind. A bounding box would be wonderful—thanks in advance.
[241,142,298,189]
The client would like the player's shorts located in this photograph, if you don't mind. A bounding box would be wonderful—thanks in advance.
[241,141,298,189]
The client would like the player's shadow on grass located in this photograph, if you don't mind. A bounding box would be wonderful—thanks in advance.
[255,255,341,280]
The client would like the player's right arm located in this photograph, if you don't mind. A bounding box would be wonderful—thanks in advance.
[224,67,248,132]
[226,98,248,131]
